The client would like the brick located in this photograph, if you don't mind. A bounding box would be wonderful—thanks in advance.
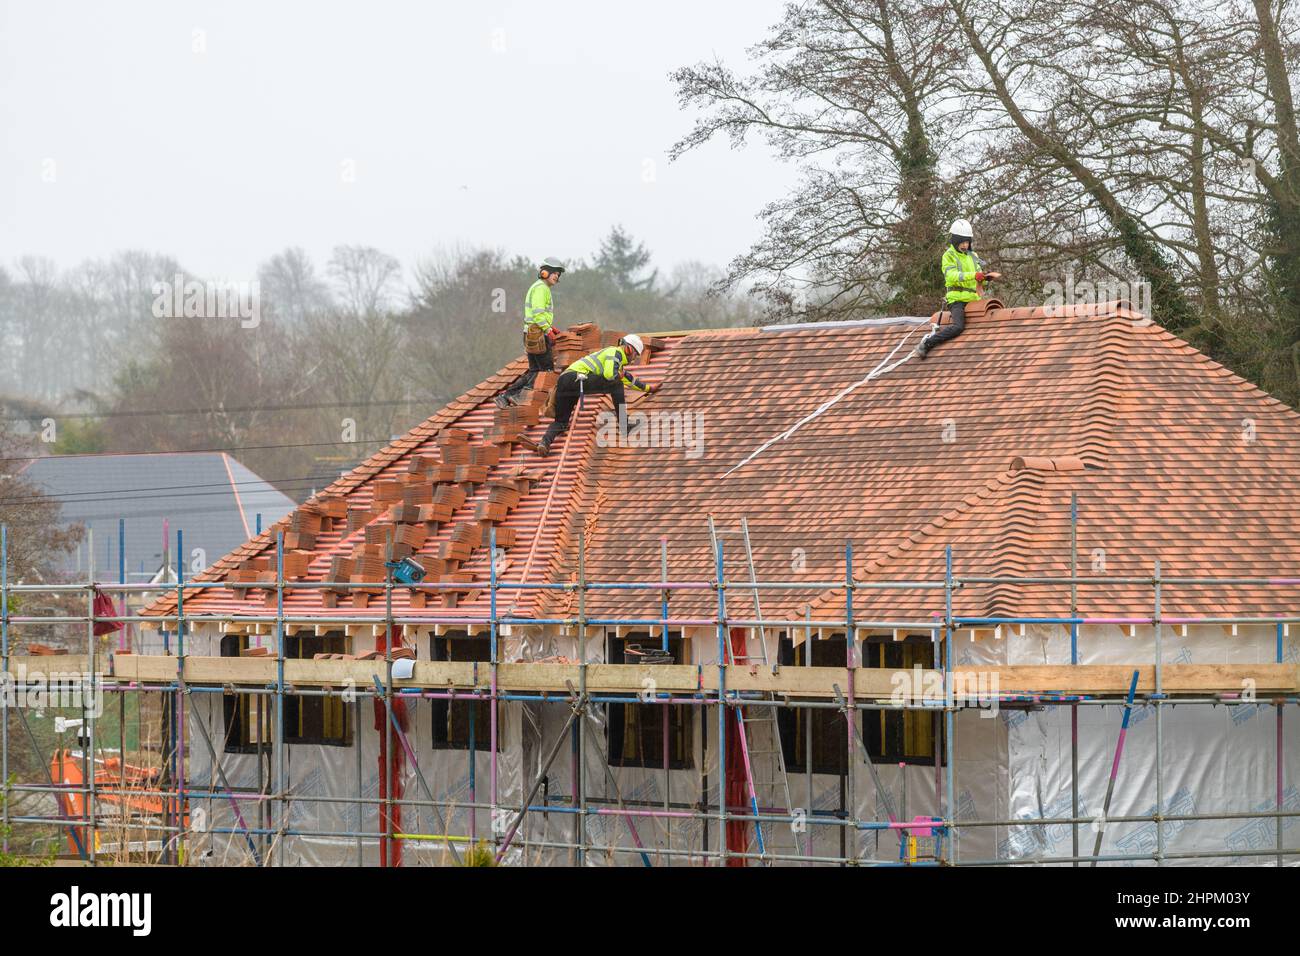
[433,484,467,507]
[450,523,483,546]
[327,555,355,588]
[387,504,423,523]
[475,501,510,523]
[439,539,474,562]
[316,496,349,518]
[468,444,502,467]
[552,350,582,367]
[364,523,395,547]
[408,454,440,474]
[494,404,540,426]
[396,524,428,549]
[412,555,449,576]
[419,502,456,523]
[439,443,470,465]
[569,322,602,350]
[282,550,313,579]
[350,571,385,593]
[290,511,323,535]
[402,482,434,506]
[373,479,402,504]
[282,531,316,552]
[347,507,381,534]
[488,486,521,509]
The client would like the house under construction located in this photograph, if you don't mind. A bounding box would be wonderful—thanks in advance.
[2,299,1298,866]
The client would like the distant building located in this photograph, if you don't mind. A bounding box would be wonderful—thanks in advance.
[20,452,295,582]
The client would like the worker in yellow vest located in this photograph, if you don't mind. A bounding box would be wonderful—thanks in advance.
[497,257,566,408]
[534,335,661,456]
[915,219,1000,359]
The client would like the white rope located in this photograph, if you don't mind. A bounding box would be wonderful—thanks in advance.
[719,323,926,480]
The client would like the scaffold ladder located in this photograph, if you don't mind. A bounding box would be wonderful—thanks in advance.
[708,515,794,865]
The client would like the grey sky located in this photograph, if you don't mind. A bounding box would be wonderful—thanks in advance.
[1,0,795,283]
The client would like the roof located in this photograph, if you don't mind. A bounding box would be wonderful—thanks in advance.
[142,304,1300,625]
[22,452,295,581]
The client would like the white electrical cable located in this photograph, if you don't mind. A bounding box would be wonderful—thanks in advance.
[719,323,926,480]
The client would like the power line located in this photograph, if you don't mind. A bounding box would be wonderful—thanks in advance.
[5,481,334,511]
[0,471,348,507]
[0,479,338,512]
[0,397,428,424]
[0,436,395,465]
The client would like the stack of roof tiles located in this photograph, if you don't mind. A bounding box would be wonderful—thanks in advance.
[145,303,1300,628]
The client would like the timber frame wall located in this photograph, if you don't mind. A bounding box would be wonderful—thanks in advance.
[1,522,1298,867]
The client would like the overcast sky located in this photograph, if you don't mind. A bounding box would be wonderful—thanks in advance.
[1,0,795,284]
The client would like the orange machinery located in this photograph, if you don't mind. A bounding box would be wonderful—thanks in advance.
[49,749,188,856]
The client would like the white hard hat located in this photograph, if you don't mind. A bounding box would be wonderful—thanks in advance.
[621,333,645,355]
[949,219,974,239]
[541,257,567,272]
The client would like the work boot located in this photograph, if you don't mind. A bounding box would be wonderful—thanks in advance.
[535,439,551,458]
[914,337,931,360]
[494,394,510,409]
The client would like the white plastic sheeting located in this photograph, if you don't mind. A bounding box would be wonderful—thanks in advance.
[182,627,523,866]
[177,622,1298,865]
[996,623,1300,866]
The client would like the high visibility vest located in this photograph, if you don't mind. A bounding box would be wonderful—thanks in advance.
[567,345,649,391]
[569,345,625,380]
[524,279,554,332]
[941,245,982,303]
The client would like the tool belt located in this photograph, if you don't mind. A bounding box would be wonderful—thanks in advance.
[524,325,548,355]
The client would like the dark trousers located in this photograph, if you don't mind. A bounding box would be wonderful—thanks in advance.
[924,300,967,350]
[541,371,626,446]
[503,338,554,400]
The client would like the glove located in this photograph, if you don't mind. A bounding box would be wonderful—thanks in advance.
[546,328,558,342]
[575,372,588,382]
[975,271,986,282]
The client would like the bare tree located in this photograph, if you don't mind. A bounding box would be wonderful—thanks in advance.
[258,247,333,326]
[0,430,84,583]
[946,0,1199,332]
[672,0,966,319]
[327,245,402,319]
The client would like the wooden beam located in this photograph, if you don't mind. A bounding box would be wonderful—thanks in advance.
[9,656,1292,697]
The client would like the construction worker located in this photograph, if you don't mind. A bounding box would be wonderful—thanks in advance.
[915,219,1000,359]
[496,257,566,408]
[534,334,661,456]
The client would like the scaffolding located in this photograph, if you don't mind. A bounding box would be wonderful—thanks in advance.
[1,514,1298,868]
